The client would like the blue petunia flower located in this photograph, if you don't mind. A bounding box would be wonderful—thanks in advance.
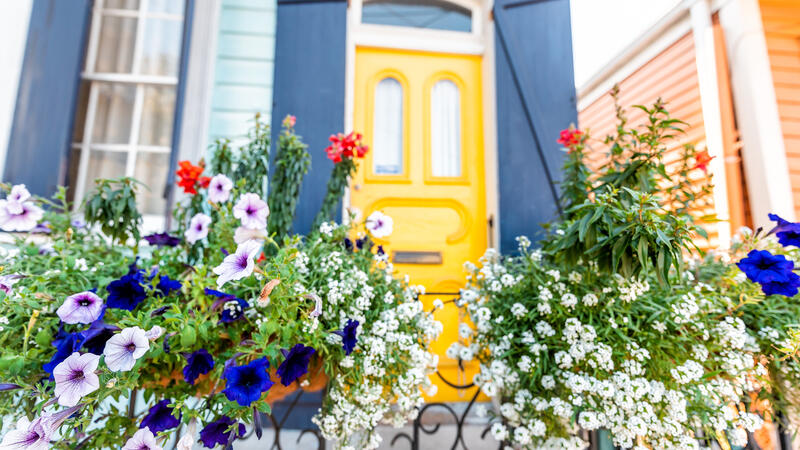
[768,213,800,248]
[106,271,147,311]
[333,319,360,355]
[205,288,249,323]
[222,357,273,406]
[200,416,245,448]
[736,250,795,284]
[761,273,800,297]
[276,344,315,386]
[140,399,181,434]
[155,275,182,297]
[183,349,215,385]
[143,232,181,247]
[79,314,119,355]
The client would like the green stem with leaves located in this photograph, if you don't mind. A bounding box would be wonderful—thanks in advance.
[311,159,355,232]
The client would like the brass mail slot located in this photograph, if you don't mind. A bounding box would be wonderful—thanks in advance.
[392,251,443,265]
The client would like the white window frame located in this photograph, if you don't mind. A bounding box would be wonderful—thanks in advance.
[71,0,184,231]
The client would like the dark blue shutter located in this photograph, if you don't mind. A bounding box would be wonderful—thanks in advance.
[271,0,348,236]
[493,0,577,253]
[268,0,347,429]
[4,0,92,197]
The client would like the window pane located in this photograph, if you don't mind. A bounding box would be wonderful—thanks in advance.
[86,150,128,188]
[95,16,137,73]
[105,0,140,9]
[140,18,184,76]
[373,78,403,175]
[431,80,461,177]
[92,83,136,144]
[147,0,184,15]
[362,0,471,32]
[134,151,170,215]
[139,86,176,146]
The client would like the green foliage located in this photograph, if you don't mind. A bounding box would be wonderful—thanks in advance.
[545,88,713,284]
[312,159,355,232]
[208,113,271,200]
[268,117,311,240]
[83,177,143,244]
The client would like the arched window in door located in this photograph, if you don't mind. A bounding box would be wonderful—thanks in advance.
[430,79,461,177]
[361,0,472,33]
[373,77,404,175]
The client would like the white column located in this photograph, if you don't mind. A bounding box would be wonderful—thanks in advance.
[0,0,33,179]
[689,0,731,247]
[719,0,795,226]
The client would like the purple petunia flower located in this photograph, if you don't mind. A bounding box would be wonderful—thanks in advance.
[233,226,266,245]
[6,184,30,213]
[30,222,52,234]
[233,193,269,230]
[222,357,273,406]
[212,240,262,287]
[276,344,315,386]
[183,349,215,385]
[199,416,245,448]
[56,291,105,324]
[0,274,21,296]
[207,174,233,204]
[106,269,147,311]
[140,399,181,434]
[143,232,180,247]
[122,429,162,450]
[0,199,43,232]
[333,319,360,355]
[43,327,85,378]
[53,352,100,407]
[0,406,83,450]
[185,213,212,244]
[768,213,800,248]
[103,326,150,372]
[366,211,393,238]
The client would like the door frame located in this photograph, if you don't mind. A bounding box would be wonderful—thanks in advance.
[344,0,500,249]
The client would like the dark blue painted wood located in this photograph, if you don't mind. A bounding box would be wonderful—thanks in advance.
[270,0,347,236]
[269,0,346,428]
[493,0,577,253]
[4,0,92,197]
[165,0,196,221]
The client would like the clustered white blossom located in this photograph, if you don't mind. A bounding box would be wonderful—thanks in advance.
[308,234,441,450]
[455,242,784,450]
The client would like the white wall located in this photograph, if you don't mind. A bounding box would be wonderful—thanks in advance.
[0,0,33,179]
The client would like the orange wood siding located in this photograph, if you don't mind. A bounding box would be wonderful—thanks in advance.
[578,33,720,247]
[761,0,800,218]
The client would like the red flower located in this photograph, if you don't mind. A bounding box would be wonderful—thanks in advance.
[325,132,369,164]
[557,128,583,149]
[694,150,714,173]
[175,160,209,195]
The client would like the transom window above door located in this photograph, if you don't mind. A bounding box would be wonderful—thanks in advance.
[361,0,472,32]
[69,0,185,218]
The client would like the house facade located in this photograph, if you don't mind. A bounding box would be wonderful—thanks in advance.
[579,0,800,250]
[0,0,577,403]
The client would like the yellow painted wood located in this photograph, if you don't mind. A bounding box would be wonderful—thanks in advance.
[351,47,487,402]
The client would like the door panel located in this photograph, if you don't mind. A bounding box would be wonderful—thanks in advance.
[351,47,486,401]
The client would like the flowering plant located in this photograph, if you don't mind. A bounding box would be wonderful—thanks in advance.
[312,132,369,230]
[0,117,438,449]
[458,98,800,449]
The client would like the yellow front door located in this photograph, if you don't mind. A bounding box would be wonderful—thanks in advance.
[351,47,486,401]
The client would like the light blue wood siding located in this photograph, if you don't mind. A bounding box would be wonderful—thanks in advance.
[207,0,276,146]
